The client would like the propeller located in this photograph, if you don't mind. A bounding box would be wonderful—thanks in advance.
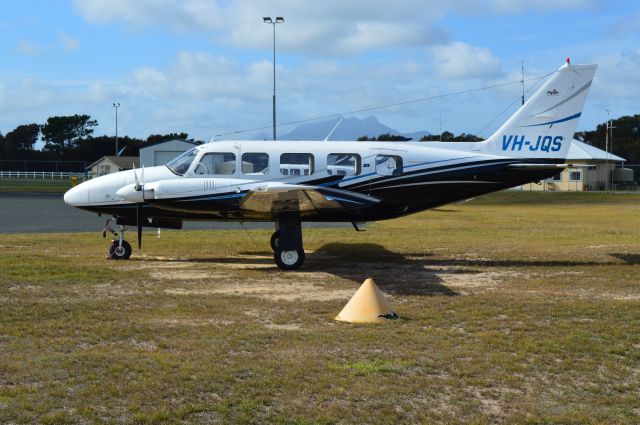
[132,164,145,249]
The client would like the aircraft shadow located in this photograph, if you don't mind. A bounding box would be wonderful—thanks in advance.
[296,243,459,297]
[132,247,635,298]
[609,253,640,265]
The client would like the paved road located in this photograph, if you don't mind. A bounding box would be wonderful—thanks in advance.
[0,192,347,233]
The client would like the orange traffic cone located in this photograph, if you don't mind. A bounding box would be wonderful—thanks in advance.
[335,278,398,323]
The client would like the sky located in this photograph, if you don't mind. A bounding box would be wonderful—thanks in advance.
[1,0,639,147]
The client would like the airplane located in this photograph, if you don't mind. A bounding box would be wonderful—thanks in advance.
[64,59,597,270]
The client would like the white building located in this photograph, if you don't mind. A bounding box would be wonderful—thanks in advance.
[521,139,627,191]
[86,156,139,177]
[139,139,200,167]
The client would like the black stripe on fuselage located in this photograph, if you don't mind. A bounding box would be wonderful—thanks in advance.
[80,157,563,222]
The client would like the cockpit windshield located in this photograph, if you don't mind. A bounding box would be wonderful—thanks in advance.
[166,147,198,175]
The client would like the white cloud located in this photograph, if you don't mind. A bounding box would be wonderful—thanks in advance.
[16,40,44,56]
[589,49,640,100]
[73,0,224,31]
[73,0,460,53]
[58,31,80,52]
[490,0,597,13]
[432,42,502,79]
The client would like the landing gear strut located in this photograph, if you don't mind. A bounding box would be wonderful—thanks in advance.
[103,218,132,260]
[273,214,305,270]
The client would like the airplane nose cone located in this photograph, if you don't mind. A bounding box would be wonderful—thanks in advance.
[64,185,88,206]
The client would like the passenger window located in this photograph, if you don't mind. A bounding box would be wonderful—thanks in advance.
[375,155,403,176]
[195,152,236,175]
[280,153,314,176]
[327,153,361,176]
[242,153,269,175]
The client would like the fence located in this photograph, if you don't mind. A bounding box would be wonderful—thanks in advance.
[0,171,90,179]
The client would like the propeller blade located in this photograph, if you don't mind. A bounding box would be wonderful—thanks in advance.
[132,164,140,187]
[136,203,143,249]
[141,165,146,200]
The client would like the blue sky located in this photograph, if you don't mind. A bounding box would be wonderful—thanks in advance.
[1,0,639,146]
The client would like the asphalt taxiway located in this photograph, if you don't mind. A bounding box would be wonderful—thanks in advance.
[0,192,345,233]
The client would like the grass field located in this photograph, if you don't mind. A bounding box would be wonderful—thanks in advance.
[1,191,639,424]
[0,178,75,193]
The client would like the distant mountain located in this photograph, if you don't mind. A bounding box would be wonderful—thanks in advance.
[402,130,432,141]
[262,115,431,141]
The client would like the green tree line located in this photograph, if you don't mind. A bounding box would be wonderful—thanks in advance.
[577,114,640,164]
[0,114,191,163]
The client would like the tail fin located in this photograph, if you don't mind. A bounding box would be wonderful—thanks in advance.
[482,60,597,159]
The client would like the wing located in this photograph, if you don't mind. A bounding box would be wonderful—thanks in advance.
[238,182,380,214]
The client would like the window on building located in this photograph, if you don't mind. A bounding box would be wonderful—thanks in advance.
[327,153,361,176]
[242,153,269,175]
[194,152,236,175]
[280,153,314,176]
[569,171,582,181]
[98,164,111,176]
[375,154,403,176]
[553,173,562,181]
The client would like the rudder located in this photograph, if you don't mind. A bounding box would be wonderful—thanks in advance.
[482,60,597,160]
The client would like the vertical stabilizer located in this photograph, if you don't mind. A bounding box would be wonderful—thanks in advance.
[482,60,597,160]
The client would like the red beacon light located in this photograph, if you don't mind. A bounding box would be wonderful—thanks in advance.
[566,57,571,65]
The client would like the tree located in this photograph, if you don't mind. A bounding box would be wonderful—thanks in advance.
[41,114,98,159]
[357,133,411,141]
[0,132,5,160]
[375,133,412,141]
[67,135,144,162]
[577,114,640,164]
[5,124,40,159]
[145,132,189,146]
[419,131,482,142]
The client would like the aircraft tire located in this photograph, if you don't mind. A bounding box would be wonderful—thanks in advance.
[270,231,280,251]
[274,248,305,270]
[109,240,132,260]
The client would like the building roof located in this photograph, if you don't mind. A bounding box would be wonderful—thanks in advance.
[140,139,200,150]
[568,139,625,162]
[86,155,140,170]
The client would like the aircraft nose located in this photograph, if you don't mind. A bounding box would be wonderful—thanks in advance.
[64,184,88,206]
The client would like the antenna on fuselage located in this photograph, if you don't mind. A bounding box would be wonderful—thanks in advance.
[324,117,344,141]
[521,59,525,106]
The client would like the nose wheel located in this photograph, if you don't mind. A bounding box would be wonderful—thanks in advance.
[109,240,132,260]
[104,218,133,260]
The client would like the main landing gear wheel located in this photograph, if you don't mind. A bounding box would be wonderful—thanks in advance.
[274,248,305,270]
[270,231,280,251]
[109,240,132,260]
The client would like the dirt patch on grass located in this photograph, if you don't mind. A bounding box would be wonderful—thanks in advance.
[152,318,235,327]
[435,268,525,291]
[165,279,355,302]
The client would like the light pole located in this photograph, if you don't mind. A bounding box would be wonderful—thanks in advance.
[263,16,284,140]
[113,102,120,156]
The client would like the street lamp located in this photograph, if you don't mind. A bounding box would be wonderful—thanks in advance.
[263,16,284,140]
[113,102,120,156]
[605,109,616,191]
